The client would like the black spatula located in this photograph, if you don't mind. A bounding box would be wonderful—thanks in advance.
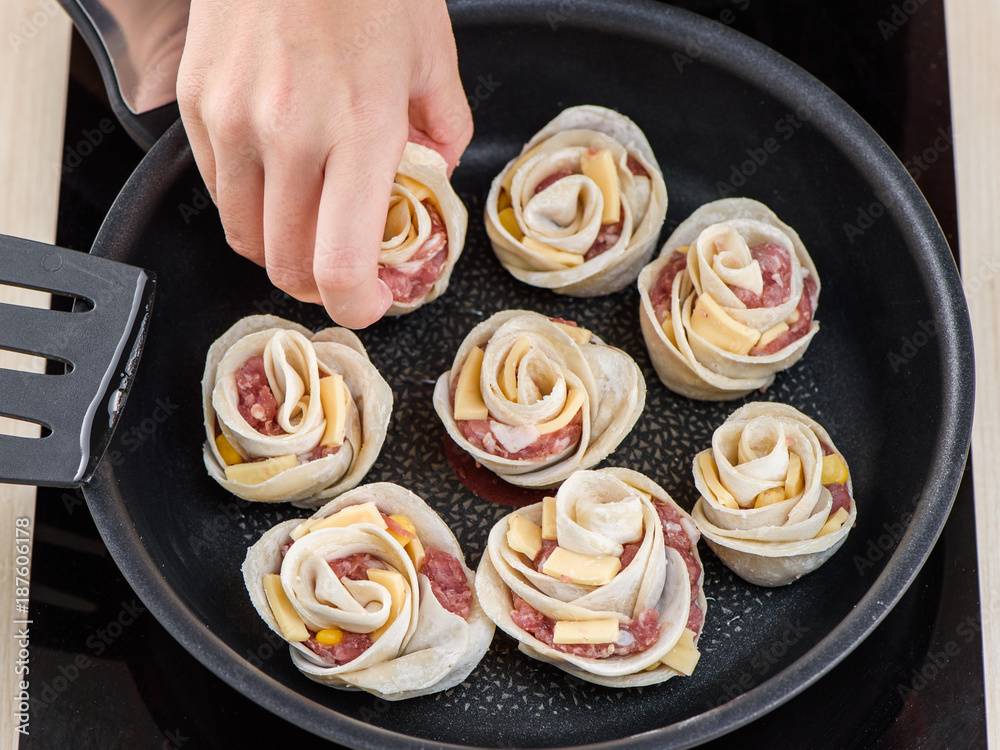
[0,234,154,487]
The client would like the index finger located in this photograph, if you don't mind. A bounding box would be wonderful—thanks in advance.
[313,125,407,329]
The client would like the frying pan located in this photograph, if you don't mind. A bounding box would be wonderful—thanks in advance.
[7,0,974,747]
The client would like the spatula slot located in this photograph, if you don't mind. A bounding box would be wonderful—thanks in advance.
[0,282,94,312]
[0,348,73,375]
[0,414,50,439]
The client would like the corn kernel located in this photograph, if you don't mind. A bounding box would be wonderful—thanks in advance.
[215,433,242,466]
[387,514,416,547]
[821,454,850,485]
[314,628,344,645]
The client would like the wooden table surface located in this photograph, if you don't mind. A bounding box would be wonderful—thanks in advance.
[0,1,994,747]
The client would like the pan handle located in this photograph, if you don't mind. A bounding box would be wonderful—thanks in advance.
[57,0,183,150]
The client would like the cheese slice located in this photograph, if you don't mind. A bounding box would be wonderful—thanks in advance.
[501,337,532,402]
[541,496,558,540]
[319,373,349,447]
[522,237,585,267]
[507,513,543,560]
[289,518,315,541]
[690,293,761,355]
[407,534,426,572]
[225,454,297,485]
[784,452,804,498]
[542,546,621,585]
[580,148,621,224]
[367,568,407,641]
[263,574,308,642]
[551,321,592,345]
[454,346,489,420]
[395,174,434,204]
[757,321,790,349]
[821,453,850,485]
[215,433,243,466]
[697,451,738,509]
[386,514,416,548]
[753,486,785,509]
[498,207,524,240]
[310,502,388,533]
[661,314,678,348]
[816,506,850,537]
[552,618,620,645]
[536,389,585,435]
[661,628,700,676]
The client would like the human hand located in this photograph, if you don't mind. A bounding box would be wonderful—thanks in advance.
[177,0,472,328]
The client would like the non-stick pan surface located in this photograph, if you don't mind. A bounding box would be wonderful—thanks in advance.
[81,1,973,747]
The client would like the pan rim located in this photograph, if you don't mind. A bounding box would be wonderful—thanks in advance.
[84,2,974,747]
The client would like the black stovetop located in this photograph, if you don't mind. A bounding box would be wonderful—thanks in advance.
[23,1,985,748]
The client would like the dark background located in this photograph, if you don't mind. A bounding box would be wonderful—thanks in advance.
[23,1,984,748]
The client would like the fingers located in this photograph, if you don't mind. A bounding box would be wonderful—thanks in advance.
[260,148,325,303]
[407,48,473,175]
[313,121,407,328]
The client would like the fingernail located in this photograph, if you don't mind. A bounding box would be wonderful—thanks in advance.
[378,280,393,316]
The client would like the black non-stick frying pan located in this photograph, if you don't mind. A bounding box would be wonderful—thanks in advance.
[4,1,974,748]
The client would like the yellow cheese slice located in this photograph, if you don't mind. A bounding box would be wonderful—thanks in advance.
[454,346,489,421]
[215,433,243,466]
[787,308,801,324]
[541,496,558,540]
[507,513,543,560]
[536,389,585,435]
[690,293,762,355]
[319,373,350,447]
[661,628,700,676]
[580,148,621,224]
[289,518,315,541]
[753,486,785,509]
[821,453,850,485]
[661,314,678,348]
[784,452,804,498]
[310,502,388,533]
[367,568,407,641]
[542,546,621,585]
[407,534,426,572]
[386,514,416,548]
[225,454,297,485]
[551,321,592,345]
[521,236,585,267]
[697,452,738,509]
[816,506,850,537]
[552,618,620,645]
[395,174,434,204]
[501,337,532,402]
[498,207,523,240]
[263,574,308,642]
[757,321,790,349]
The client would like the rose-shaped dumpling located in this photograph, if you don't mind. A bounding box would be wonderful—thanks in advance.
[690,402,856,586]
[484,105,668,297]
[476,468,707,686]
[202,315,392,506]
[243,483,495,699]
[380,142,468,315]
[638,198,821,400]
[432,310,645,488]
